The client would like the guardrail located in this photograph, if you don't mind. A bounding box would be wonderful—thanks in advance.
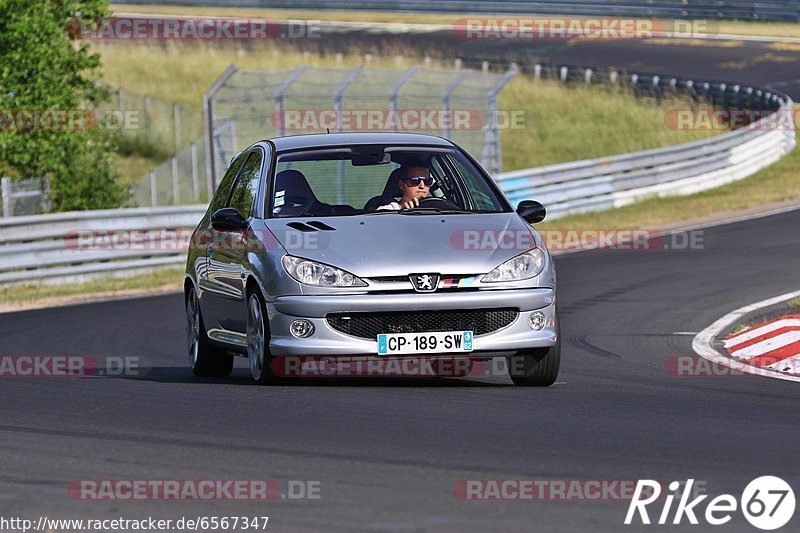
[493,65,796,218]
[0,64,794,285]
[0,206,205,285]
[117,0,800,21]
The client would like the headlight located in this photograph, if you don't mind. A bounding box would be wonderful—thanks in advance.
[282,255,367,287]
[481,248,546,283]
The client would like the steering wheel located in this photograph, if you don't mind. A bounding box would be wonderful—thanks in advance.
[411,196,460,210]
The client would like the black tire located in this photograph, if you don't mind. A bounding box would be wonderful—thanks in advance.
[187,286,234,377]
[506,323,561,387]
[246,289,281,385]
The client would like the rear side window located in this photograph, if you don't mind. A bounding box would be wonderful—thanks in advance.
[228,151,263,218]
[208,152,247,215]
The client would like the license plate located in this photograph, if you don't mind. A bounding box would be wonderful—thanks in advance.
[376,331,473,355]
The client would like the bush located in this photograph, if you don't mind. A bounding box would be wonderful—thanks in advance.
[0,0,124,211]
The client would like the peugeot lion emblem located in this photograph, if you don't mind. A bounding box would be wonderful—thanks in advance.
[410,273,440,293]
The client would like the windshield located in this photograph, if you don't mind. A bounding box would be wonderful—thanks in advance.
[270,146,508,217]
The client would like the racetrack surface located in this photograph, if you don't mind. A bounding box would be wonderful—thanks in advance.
[290,24,800,99]
[2,207,799,531]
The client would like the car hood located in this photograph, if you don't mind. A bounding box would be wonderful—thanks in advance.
[263,213,541,278]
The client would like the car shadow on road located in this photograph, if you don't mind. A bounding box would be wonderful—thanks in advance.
[107,365,512,387]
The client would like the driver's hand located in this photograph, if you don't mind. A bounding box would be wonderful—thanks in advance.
[399,197,420,210]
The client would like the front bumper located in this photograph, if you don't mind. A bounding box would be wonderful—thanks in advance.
[267,288,557,356]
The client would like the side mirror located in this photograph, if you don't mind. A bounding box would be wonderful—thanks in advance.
[517,200,546,224]
[211,208,247,232]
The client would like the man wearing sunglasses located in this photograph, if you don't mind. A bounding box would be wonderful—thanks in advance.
[376,159,433,211]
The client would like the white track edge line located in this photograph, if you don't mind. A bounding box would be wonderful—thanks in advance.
[692,289,800,382]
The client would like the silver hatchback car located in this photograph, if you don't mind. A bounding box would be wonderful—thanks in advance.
[185,133,559,386]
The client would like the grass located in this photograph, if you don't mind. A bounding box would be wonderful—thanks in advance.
[788,297,800,309]
[111,3,800,39]
[0,267,184,308]
[95,41,716,172]
[538,132,800,231]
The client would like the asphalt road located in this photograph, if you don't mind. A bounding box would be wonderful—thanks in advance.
[303,25,800,99]
[2,22,800,533]
[1,207,799,532]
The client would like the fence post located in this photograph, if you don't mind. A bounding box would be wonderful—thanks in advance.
[149,171,157,207]
[119,88,126,133]
[171,157,179,205]
[173,102,181,151]
[145,94,152,143]
[1,177,11,217]
[388,66,419,133]
[191,142,200,202]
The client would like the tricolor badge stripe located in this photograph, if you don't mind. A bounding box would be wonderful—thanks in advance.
[440,276,478,289]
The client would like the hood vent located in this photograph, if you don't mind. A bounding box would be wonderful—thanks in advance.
[286,222,316,232]
[306,221,336,231]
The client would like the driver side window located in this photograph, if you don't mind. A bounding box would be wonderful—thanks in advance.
[228,151,263,219]
[208,152,248,215]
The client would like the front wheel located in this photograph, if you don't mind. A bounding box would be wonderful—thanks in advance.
[506,324,560,387]
[247,291,280,385]
[186,286,234,377]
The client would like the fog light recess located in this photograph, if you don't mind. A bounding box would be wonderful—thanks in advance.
[528,312,546,331]
[290,319,315,338]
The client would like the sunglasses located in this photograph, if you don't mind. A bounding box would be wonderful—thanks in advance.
[404,177,434,187]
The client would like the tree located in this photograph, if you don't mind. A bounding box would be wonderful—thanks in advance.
[0,0,124,211]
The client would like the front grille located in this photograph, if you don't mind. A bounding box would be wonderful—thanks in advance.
[326,308,518,339]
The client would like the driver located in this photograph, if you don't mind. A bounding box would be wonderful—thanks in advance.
[376,159,433,211]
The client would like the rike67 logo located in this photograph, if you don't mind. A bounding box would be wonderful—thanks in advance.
[625,477,795,530]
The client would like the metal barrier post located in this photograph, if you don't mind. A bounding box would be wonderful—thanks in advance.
[173,102,181,151]
[274,65,309,137]
[149,171,157,207]
[203,64,239,197]
[145,94,152,143]
[483,64,518,174]
[191,143,200,202]
[171,157,179,205]
[332,66,364,204]
[389,66,419,132]
[119,88,126,134]
[1,177,11,218]
[442,70,471,140]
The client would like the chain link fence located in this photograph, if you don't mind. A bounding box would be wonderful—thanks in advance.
[96,89,204,156]
[0,177,50,218]
[130,140,209,207]
[204,64,518,189]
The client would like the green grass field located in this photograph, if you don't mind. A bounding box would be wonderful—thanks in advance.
[96,41,716,176]
[111,4,800,39]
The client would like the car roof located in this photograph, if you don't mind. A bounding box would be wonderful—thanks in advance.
[266,132,456,151]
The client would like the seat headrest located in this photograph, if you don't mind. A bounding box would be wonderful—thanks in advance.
[382,167,405,198]
[275,169,314,198]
